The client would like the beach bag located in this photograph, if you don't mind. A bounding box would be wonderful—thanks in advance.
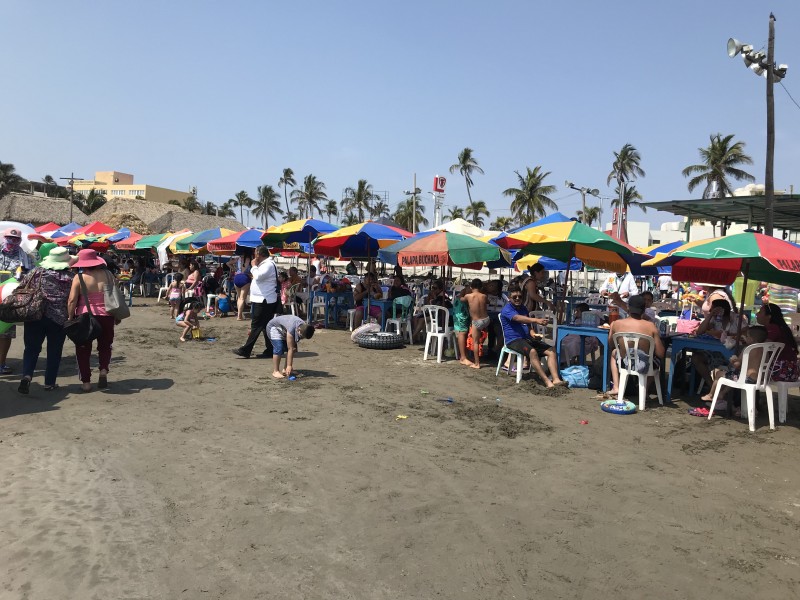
[103,271,130,320]
[559,365,590,388]
[676,318,699,334]
[0,271,45,323]
[64,273,103,345]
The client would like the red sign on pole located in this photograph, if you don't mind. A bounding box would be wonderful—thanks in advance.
[433,176,446,193]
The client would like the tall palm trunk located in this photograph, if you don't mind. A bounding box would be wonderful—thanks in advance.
[284,189,290,216]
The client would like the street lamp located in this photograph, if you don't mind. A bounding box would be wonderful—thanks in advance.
[60,173,84,223]
[403,180,422,233]
[728,13,788,236]
[565,181,600,226]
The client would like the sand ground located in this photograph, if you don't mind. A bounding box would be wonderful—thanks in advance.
[1,303,799,600]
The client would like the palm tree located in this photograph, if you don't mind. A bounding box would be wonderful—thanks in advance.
[611,185,646,214]
[447,206,465,221]
[168,199,182,207]
[324,199,339,223]
[42,175,56,197]
[465,200,490,228]
[217,201,236,218]
[681,133,755,199]
[393,197,428,231]
[576,206,601,227]
[370,200,390,220]
[341,179,377,222]
[449,147,484,203]
[0,162,24,200]
[252,184,283,229]
[491,216,515,231]
[278,168,296,215]
[200,201,217,215]
[341,212,360,226]
[284,210,299,223]
[183,195,201,213]
[290,174,328,219]
[607,143,646,187]
[84,188,107,214]
[503,166,558,224]
[228,190,253,224]
[72,192,86,210]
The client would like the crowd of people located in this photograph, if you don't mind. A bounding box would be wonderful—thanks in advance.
[3,222,800,414]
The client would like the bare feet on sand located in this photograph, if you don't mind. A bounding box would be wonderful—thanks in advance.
[272,371,285,379]
[470,363,481,369]
[459,358,473,367]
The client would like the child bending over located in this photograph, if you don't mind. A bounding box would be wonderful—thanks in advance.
[176,300,201,342]
[266,314,315,378]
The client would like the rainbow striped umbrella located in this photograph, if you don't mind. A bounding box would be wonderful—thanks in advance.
[378,231,509,269]
[261,218,338,247]
[313,221,412,258]
[205,229,266,254]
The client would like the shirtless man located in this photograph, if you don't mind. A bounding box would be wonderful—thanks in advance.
[608,295,665,396]
[464,279,490,369]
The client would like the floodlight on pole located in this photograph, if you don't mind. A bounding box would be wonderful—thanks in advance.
[566,180,600,226]
[727,13,788,236]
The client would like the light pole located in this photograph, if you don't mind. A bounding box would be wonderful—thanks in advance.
[428,192,444,228]
[565,181,600,226]
[403,174,421,233]
[60,173,84,223]
[728,13,788,236]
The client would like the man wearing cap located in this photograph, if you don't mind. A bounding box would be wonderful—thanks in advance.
[607,294,665,397]
[0,227,35,374]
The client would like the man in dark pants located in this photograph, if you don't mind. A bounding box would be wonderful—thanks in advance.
[232,245,279,358]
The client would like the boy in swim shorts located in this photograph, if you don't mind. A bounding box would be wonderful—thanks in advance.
[266,314,315,378]
[464,279,490,369]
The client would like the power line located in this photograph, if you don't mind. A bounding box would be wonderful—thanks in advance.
[780,82,800,110]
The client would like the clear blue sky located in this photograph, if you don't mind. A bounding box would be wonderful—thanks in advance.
[3,1,799,228]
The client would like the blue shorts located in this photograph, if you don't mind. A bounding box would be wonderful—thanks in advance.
[218,298,230,313]
[271,338,287,356]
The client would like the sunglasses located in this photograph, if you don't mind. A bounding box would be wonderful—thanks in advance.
[510,294,522,300]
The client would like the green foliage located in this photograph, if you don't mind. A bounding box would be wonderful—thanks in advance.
[341,179,377,222]
[503,166,558,224]
[393,197,428,232]
[278,168,296,215]
[0,162,25,200]
[576,206,601,227]
[449,147,484,203]
[252,185,283,229]
[228,190,253,224]
[681,133,755,198]
[290,175,328,219]
[465,200,490,227]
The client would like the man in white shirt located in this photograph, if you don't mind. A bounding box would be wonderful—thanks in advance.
[657,273,673,300]
[232,245,280,358]
[601,271,639,315]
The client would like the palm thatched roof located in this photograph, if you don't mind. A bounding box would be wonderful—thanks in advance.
[103,213,153,235]
[92,198,183,225]
[149,211,247,234]
[0,193,89,226]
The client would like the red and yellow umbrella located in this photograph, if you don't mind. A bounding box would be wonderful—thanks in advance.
[313,221,412,258]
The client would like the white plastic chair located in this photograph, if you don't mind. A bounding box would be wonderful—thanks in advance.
[156,272,176,303]
[531,310,556,343]
[386,296,414,343]
[769,379,800,425]
[422,305,458,362]
[612,332,664,411]
[710,342,784,431]
[286,283,301,316]
[310,291,326,321]
[495,328,532,384]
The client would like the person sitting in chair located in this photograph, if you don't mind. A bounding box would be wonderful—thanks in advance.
[608,295,665,396]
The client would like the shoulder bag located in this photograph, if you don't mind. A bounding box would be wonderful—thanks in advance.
[103,270,131,320]
[272,262,284,314]
[64,273,104,345]
[0,270,45,323]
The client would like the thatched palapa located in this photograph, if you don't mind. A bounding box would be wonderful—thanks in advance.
[0,193,89,226]
[149,211,247,234]
[103,213,152,235]
[92,198,184,226]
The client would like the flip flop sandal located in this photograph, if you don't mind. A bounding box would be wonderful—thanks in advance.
[0,365,13,375]
[688,407,710,417]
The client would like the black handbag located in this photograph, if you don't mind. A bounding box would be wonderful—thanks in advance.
[64,273,103,345]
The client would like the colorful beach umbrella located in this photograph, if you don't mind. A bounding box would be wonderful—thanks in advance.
[34,222,61,233]
[313,221,412,258]
[378,231,510,269]
[173,227,236,254]
[643,232,800,288]
[261,218,338,246]
[110,232,144,250]
[515,254,582,272]
[68,220,117,237]
[205,229,266,254]
[118,232,170,252]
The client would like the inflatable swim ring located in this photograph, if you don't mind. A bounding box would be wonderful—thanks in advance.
[600,399,637,415]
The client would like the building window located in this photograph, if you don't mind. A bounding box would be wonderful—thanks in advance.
[111,190,125,196]
[128,189,144,196]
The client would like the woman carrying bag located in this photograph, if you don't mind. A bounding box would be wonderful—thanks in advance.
[67,249,120,392]
[17,247,75,394]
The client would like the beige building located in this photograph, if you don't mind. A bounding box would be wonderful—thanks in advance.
[72,171,190,205]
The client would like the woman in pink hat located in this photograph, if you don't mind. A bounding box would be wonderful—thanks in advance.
[66,248,119,392]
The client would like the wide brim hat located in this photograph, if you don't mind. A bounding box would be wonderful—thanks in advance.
[72,248,106,269]
[37,242,57,265]
[40,247,77,271]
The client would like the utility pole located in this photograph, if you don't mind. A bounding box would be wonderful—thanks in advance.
[60,173,84,223]
[412,173,416,233]
[765,13,776,236]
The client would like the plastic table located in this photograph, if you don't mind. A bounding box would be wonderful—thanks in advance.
[311,290,354,328]
[667,335,735,401]
[555,325,610,392]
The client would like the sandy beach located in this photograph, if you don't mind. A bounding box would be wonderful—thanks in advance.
[1,303,799,600]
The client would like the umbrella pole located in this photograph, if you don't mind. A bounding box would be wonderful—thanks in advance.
[734,260,750,353]
[557,246,574,325]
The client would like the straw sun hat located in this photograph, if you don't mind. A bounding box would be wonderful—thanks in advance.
[39,247,77,271]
